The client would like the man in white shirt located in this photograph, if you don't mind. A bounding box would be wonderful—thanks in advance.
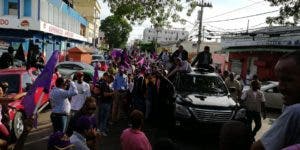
[50,77,78,133]
[71,72,91,116]
[251,51,300,150]
[225,73,242,102]
[241,80,266,141]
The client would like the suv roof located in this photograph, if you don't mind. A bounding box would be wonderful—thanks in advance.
[0,67,29,74]
[188,68,219,77]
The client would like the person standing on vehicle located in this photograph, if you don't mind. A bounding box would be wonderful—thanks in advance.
[241,80,266,141]
[70,72,91,116]
[251,51,300,150]
[225,73,241,102]
[171,45,188,62]
[50,77,78,133]
[191,46,213,70]
[0,46,14,69]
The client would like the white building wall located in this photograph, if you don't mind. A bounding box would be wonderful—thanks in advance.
[143,28,189,43]
[31,0,38,20]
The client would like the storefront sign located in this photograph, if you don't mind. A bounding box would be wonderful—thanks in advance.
[0,17,39,30]
[20,20,30,27]
[0,19,9,25]
[222,34,300,48]
[40,21,87,42]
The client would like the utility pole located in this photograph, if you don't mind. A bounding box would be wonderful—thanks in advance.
[246,20,250,33]
[197,0,212,53]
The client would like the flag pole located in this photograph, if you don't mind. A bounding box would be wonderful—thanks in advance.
[33,92,45,115]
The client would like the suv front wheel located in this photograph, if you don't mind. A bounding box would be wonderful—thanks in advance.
[12,111,24,139]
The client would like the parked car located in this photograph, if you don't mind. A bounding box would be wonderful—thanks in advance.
[0,67,53,139]
[243,81,283,109]
[172,69,239,131]
[56,61,94,76]
[56,61,104,83]
[92,54,105,61]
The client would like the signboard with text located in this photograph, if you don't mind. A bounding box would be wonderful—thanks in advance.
[0,16,87,42]
[40,21,87,42]
[222,34,300,48]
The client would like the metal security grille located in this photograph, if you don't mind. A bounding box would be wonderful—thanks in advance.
[190,108,233,123]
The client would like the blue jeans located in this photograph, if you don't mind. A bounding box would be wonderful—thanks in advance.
[99,103,112,132]
[50,113,69,133]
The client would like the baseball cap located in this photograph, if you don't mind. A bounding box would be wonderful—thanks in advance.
[48,131,73,150]
[76,71,84,77]
[75,116,96,131]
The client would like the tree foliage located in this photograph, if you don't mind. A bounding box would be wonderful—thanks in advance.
[266,0,300,26]
[103,0,200,27]
[100,15,132,49]
[138,41,156,53]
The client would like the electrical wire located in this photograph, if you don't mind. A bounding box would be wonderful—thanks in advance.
[204,0,265,21]
[203,10,279,23]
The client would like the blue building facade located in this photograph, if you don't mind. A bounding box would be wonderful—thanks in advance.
[0,0,89,61]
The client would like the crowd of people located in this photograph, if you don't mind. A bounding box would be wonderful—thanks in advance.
[0,43,300,150]
[45,45,197,150]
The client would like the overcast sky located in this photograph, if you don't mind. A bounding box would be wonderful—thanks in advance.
[99,0,279,42]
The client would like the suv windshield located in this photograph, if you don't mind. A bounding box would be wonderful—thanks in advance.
[174,73,228,95]
[0,74,20,94]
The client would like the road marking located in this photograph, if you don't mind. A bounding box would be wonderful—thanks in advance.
[25,136,49,146]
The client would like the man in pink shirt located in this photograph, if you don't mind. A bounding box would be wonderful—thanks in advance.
[120,110,152,150]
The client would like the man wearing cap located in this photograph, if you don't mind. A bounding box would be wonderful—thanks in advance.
[70,71,91,116]
[70,116,96,150]
[112,66,128,122]
[48,131,74,150]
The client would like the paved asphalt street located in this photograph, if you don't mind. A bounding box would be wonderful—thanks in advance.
[23,109,280,150]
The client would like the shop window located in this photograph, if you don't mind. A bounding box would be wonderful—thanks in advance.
[24,0,31,17]
[80,24,86,36]
[8,2,18,15]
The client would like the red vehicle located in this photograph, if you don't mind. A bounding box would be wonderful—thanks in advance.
[0,67,54,139]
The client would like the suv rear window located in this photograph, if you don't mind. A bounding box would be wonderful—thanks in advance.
[0,74,20,94]
[174,73,228,95]
[57,64,83,70]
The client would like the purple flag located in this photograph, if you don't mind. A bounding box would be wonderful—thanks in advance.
[137,57,145,67]
[93,62,99,86]
[111,49,122,59]
[22,50,59,118]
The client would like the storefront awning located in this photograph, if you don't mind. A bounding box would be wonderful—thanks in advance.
[222,47,299,53]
